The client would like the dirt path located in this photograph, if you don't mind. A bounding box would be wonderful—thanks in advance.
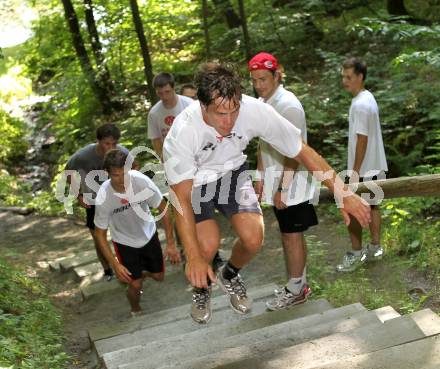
[1,208,438,369]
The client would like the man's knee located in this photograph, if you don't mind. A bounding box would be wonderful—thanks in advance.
[149,272,164,282]
[281,232,303,247]
[129,278,143,291]
[240,233,263,253]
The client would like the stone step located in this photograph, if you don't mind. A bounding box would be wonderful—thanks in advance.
[59,250,98,272]
[139,306,398,369]
[89,283,278,342]
[74,262,103,279]
[117,303,378,369]
[197,308,440,369]
[80,276,124,300]
[101,298,333,369]
[308,334,440,369]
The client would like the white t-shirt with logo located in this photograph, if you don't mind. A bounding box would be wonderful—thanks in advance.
[163,94,303,187]
[94,170,163,248]
[147,95,194,140]
[259,85,315,206]
[348,90,388,177]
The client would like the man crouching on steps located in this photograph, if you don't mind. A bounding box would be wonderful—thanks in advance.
[94,149,180,317]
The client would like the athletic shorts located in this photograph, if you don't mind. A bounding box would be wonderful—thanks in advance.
[86,205,95,230]
[113,232,164,280]
[273,201,318,233]
[192,163,262,223]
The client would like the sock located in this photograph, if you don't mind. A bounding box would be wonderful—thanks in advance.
[302,267,307,286]
[286,276,303,295]
[104,268,113,276]
[352,249,363,257]
[222,261,240,280]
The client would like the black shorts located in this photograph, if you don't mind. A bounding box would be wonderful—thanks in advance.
[86,205,95,230]
[192,163,262,223]
[273,201,318,233]
[113,232,164,280]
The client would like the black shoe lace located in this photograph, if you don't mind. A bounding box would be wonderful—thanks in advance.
[192,289,209,309]
[228,275,247,298]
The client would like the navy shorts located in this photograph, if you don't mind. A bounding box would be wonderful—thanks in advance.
[192,163,262,223]
[113,232,164,280]
[273,201,318,233]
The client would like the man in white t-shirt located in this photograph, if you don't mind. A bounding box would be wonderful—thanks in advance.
[337,57,388,272]
[163,62,371,324]
[147,72,194,159]
[94,149,180,316]
[249,52,318,310]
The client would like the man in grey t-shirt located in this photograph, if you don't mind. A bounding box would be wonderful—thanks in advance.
[65,123,130,280]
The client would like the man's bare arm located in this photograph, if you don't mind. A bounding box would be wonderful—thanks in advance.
[94,227,132,283]
[353,134,368,176]
[170,179,216,288]
[295,143,371,227]
[152,138,164,160]
[157,199,180,264]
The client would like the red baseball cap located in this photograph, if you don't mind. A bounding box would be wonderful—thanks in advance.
[248,52,278,71]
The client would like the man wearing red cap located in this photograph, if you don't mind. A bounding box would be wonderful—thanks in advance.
[249,52,318,310]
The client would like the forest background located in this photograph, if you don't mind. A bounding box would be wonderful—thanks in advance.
[0,0,439,367]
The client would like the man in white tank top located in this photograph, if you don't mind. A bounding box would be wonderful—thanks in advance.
[337,57,388,272]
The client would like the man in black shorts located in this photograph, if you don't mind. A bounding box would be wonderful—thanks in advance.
[249,52,318,309]
[94,149,180,316]
[65,124,131,280]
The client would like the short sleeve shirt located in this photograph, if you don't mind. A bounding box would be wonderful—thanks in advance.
[259,85,316,205]
[94,170,163,247]
[147,95,194,140]
[348,90,388,177]
[162,94,303,187]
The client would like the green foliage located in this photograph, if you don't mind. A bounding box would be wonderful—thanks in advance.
[0,257,70,368]
[0,109,28,166]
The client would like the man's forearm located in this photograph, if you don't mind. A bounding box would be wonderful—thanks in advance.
[94,229,117,267]
[353,134,368,175]
[171,181,202,260]
[295,143,346,197]
[160,204,175,246]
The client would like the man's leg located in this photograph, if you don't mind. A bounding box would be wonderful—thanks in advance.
[281,232,306,279]
[229,212,264,268]
[127,278,143,314]
[369,205,381,245]
[336,215,367,272]
[216,212,263,314]
[189,219,221,324]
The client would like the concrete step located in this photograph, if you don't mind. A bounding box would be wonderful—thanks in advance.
[89,283,278,342]
[80,276,124,300]
[308,334,440,369]
[101,298,333,369]
[117,303,377,369]
[74,261,103,279]
[59,250,97,272]
[143,306,398,369]
[198,308,440,369]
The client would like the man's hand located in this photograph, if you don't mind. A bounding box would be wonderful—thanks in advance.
[164,243,181,264]
[185,255,217,288]
[254,180,264,203]
[273,191,288,210]
[340,193,371,227]
[77,195,91,209]
[113,262,132,283]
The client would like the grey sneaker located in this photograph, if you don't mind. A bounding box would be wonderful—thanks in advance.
[367,243,384,260]
[266,284,311,311]
[336,250,368,272]
[191,287,212,324]
[217,266,252,314]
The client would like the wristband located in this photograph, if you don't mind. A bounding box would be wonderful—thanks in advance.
[277,186,289,193]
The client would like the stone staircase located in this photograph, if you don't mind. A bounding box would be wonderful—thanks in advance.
[49,230,440,369]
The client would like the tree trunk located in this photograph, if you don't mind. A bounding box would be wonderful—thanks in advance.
[212,0,241,29]
[60,0,113,114]
[387,0,409,16]
[129,0,157,105]
[201,0,211,59]
[318,174,440,204]
[82,0,116,97]
[237,0,252,60]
